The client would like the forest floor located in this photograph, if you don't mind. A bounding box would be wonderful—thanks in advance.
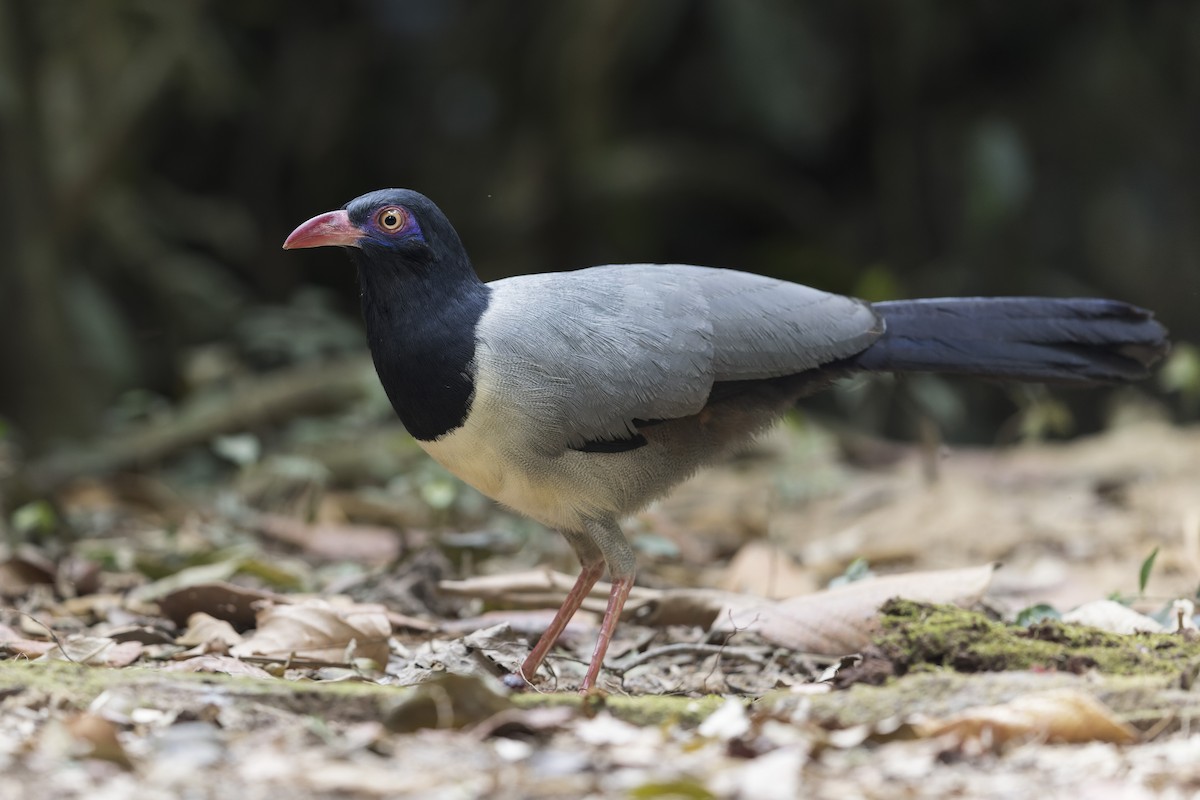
[2,384,1199,798]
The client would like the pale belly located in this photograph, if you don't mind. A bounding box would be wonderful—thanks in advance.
[410,361,789,532]
[416,426,593,531]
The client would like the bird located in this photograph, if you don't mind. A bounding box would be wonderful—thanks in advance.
[284,188,1169,692]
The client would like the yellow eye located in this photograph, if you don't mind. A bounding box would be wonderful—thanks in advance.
[376,206,407,232]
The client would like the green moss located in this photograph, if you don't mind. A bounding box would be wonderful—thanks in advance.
[0,659,407,726]
[511,691,728,726]
[0,659,727,729]
[789,670,1199,730]
[876,599,1200,677]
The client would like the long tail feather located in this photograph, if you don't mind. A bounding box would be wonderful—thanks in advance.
[852,298,1169,384]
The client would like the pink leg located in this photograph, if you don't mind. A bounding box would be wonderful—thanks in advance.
[506,560,605,688]
[507,518,636,692]
[578,575,634,693]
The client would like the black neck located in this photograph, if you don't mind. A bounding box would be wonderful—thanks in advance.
[354,247,490,441]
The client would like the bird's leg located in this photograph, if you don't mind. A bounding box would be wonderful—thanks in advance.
[580,575,634,693]
[578,518,637,693]
[506,531,605,689]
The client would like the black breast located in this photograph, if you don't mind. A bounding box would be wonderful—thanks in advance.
[359,272,491,442]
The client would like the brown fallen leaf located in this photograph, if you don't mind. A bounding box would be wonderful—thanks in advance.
[164,654,275,678]
[101,640,144,667]
[0,550,56,598]
[713,563,998,654]
[103,624,177,646]
[176,612,244,649]
[625,587,762,628]
[59,474,189,523]
[128,561,245,606]
[439,569,659,615]
[439,568,605,600]
[37,635,144,667]
[915,689,1137,747]
[17,611,60,638]
[384,610,440,633]
[719,540,818,599]
[156,581,282,629]
[0,623,58,658]
[62,713,134,769]
[253,512,402,564]
[60,593,128,622]
[230,599,391,666]
[440,608,599,637]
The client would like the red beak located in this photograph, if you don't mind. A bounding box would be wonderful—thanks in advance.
[282,209,361,249]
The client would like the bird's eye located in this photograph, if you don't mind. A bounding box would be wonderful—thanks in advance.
[376,206,407,233]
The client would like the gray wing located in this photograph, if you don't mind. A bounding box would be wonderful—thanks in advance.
[475,264,882,452]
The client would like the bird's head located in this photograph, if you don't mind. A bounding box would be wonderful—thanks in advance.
[283,188,468,271]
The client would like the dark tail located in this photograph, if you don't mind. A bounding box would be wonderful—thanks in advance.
[851,298,1169,384]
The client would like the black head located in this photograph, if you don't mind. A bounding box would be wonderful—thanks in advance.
[283,188,473,278]
[344,188,467,263]
[283,189,490,441]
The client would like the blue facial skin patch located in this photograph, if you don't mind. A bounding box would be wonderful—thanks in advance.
[346,189,427,245]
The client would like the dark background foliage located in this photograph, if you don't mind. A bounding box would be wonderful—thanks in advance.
[1,0,1197,447]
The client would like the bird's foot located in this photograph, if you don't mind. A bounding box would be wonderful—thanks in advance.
[577,684,607,701]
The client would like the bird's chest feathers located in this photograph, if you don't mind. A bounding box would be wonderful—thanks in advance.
[361,281,489,442]
[416,379,571,523]
[415,409,507,499]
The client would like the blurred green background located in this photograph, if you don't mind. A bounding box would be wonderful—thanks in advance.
[1,0,1197,449]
